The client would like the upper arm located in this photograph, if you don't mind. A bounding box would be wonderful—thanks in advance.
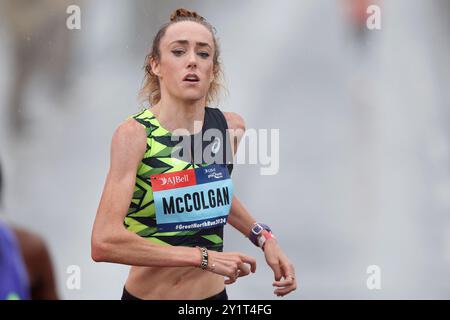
[223,111,246,156]
[92,119,147,238]
[109,118,147,179]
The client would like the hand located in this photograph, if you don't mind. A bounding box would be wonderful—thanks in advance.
[207,250,257,285]
[263,238,297,297]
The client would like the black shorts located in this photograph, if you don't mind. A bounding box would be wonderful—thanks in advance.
[121,287,228,300]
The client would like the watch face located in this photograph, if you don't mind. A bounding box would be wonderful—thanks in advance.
[252,224,263,235]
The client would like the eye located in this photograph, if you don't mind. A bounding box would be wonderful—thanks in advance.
[198,52,210,58]
[171,49,185,56]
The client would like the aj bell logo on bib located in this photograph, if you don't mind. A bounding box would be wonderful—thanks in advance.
[157,174,190,186]
[150,164,233,232]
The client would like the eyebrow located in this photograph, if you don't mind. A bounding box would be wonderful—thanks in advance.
[169,40,212,49]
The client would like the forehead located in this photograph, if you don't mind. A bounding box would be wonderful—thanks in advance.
[162,21,213,47]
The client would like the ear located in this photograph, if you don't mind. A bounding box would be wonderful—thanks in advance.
[150,56,162,78]
[209,67,215,84]
[209,65,219,84]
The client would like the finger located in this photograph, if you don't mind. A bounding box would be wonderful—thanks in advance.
[273,278,295,287]
[224,276,237,285]
[274,277,297,294]
[237,268,250,278]
[274,283,297,295]
[273,273,295,285]
[240,255,257,273]
[274,285,296,296]
[275,281,296,291]
[224,266,239,285]
[237,263,250,277]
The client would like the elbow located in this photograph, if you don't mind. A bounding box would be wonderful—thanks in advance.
[91,239,105,262]
[91,234,110,262]
[91,244,105,263]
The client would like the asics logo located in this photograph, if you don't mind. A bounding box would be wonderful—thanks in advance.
[211,137,220,155]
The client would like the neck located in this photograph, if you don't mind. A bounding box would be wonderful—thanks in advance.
[151,95,206,135]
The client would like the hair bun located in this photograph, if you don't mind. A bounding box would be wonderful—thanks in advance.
[170,8,205,22]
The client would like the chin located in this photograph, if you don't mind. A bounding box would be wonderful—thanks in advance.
[179,91,207,103]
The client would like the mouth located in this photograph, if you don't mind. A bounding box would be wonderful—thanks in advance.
[183,73,200,83]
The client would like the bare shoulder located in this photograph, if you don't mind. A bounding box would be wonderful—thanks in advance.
[111,118,147,159]
[223,111,246,154]
[113,118,147,146]
[223,111,246,131]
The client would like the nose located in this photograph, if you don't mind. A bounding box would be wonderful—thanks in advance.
[187,50,197,69]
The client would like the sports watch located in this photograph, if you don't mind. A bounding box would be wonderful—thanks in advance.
[249,223,275,250]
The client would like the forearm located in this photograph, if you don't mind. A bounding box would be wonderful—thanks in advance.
[227,195,257,238]
[93,175,202,268]
[92,229,201,268]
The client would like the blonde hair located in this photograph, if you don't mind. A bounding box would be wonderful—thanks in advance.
[139,8,224,106]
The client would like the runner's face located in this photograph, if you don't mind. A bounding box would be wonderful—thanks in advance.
[154,21,215,103]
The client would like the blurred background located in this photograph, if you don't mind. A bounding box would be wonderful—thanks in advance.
[0,0,449,299]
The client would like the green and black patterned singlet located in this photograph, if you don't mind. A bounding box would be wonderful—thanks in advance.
[124,107,234,252]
